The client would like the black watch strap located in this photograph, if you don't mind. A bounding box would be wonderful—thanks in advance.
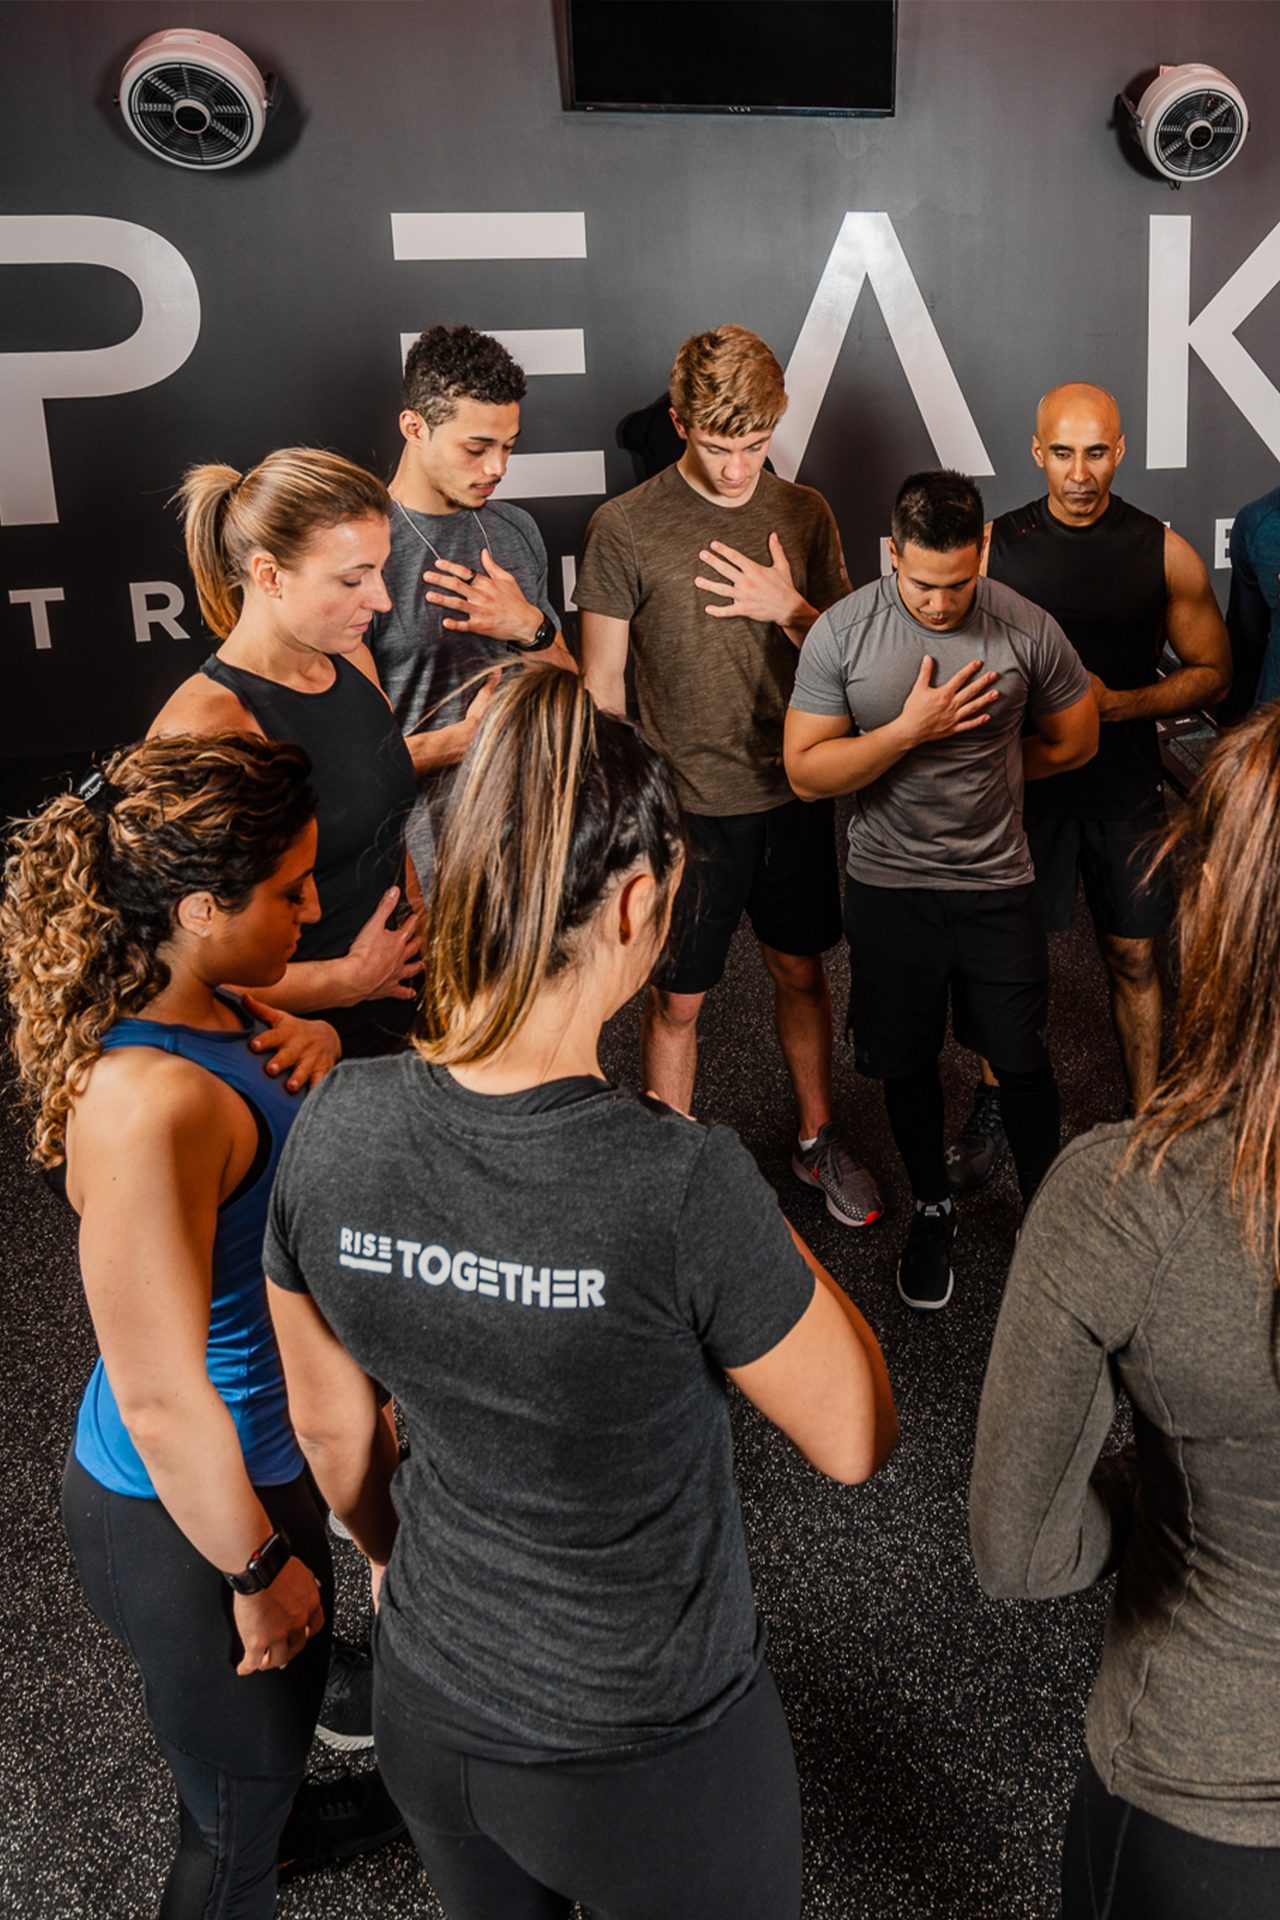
[507,616,556,654]
[223,1528,292,1595]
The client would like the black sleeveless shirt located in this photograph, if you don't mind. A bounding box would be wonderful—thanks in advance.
[201,654,417,1053]
[988,495,1166,818]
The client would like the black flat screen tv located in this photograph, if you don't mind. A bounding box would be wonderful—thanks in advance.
[566,1,896,117]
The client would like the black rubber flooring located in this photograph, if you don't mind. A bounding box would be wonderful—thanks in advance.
[1,757,1144,1919]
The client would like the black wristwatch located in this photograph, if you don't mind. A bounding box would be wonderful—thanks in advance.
[223,1529,293,1595]
[507,616,557,654]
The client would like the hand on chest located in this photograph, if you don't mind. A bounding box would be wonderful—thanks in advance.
[848,634,1029,738]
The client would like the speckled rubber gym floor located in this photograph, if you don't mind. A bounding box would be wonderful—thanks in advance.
[2,761,1144,1919]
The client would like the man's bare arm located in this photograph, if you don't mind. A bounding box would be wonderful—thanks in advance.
[579,611,630,715]
[1090,530,1230,723]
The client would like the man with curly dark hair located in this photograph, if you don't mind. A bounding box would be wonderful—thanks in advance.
[369,325,574,880]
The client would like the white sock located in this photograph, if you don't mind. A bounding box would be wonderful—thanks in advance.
[798,1133,819,1152]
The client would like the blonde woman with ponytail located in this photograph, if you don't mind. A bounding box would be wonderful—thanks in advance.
[152,449,420,1058]
[2,734,402,1918]
[264,668,897,1920]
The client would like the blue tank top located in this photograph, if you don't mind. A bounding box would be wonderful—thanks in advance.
[73,993,304,1497]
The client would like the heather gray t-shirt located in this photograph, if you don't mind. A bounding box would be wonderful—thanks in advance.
[367,501,559,879]
[264,1056,815,1752]
[971,1116,1280,1846]
[790,575,1089,889]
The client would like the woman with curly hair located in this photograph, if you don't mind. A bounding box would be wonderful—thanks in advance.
[971,705,1280,1918]
[2,732,397,1918]
[152,447,419,1058]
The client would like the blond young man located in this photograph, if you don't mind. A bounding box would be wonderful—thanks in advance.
[576,325,881,1226]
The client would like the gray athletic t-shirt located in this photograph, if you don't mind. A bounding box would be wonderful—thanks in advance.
[367,501,559,879]
[264,1057,815,1752]
[790,574,1089,889]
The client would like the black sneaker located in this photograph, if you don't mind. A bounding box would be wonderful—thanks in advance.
[277,1768,405,1879]
[897,1202,956,1311]
[316,1636,374,1752]
[945,1084,1007,1194]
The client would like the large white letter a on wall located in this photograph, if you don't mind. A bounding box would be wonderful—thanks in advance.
[772,213,994,482]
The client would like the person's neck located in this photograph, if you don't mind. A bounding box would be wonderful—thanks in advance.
[446,979,606,1095]
[219,608,337,691]
[675,454,761,510]
[389,453,460,518]
[138,968,242,1032]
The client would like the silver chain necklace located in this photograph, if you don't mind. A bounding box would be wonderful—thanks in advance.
[392,495,489,572]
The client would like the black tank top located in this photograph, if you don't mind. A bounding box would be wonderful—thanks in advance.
[988,495,1166,818]
[201,654,417,1054]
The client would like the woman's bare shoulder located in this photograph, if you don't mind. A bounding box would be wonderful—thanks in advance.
[149,670,260,739]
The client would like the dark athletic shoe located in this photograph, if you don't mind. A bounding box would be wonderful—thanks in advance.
[277,1768,405,1879]
[897,1202,956,1311]
[316,1635,374,1752]
[792,1123,883,1227]
[945,1084,1007,1194]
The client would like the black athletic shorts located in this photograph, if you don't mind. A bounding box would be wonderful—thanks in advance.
[1027,803,1174,939]
[655,797,842,996]
[843,879,1050,1080]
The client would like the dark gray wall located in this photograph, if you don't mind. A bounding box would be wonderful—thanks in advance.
[2,0,1277,756]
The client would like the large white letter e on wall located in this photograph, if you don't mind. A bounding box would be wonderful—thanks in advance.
[0,216,201,526]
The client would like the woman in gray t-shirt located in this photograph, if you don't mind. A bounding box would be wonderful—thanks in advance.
[971,705,1280,1917]
[265,667,896,1920]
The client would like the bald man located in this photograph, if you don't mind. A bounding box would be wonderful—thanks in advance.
[947,384,1229,1187]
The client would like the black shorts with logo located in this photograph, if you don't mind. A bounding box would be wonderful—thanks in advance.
[1026,803,1174,939]
[843,879,1050,1080]
[655,798,842,996]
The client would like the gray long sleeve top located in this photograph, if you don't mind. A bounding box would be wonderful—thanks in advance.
[971,1116,1280,1846]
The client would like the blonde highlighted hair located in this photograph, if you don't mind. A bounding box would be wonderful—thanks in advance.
[417,667,685,1065]
[2,733,315,1164]
[1130,704,1280,1278]
[177,447,390,638]
[669,325,788,437]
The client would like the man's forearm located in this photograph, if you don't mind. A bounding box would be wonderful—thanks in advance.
[406,719,472,774]
[229,957,358,1014]
[781,600,821,649]
[1098,664,1228,723]
[786,718,913,799]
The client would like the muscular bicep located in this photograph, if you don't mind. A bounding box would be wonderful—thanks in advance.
[727,1280,879,1485]
[783,705,854,778]
[579,611,630,712]
[1163,530,1231,693]
[1030,689,1097,758]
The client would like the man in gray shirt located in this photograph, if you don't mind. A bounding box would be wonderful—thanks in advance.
[785,470,1096,1310]
[368,325,574,880]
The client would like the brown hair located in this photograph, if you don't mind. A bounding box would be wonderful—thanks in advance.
[669,325,788,436]
[1,733,315,1165]
[417,668,684,1064]
[1130,705,1280,1275]
[177,448,390,638]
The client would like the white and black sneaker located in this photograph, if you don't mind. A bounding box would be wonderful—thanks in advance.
[316,1635,375,1752]
[897,1200,956,1310]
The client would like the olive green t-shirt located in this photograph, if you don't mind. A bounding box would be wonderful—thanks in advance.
[573,465,849,815]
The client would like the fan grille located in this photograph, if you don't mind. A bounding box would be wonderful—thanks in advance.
[1155,90,1245,177]
[126,62,255,165]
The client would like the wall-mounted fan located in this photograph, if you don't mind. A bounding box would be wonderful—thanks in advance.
[1120,65,1248,185]
[118,29,275,170]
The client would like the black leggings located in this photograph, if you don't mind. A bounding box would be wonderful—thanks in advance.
[1062,1759,1280,1920]
[373,1655,803,1920]
[62,1452,334,1920]
[884,1059,1059,1205]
